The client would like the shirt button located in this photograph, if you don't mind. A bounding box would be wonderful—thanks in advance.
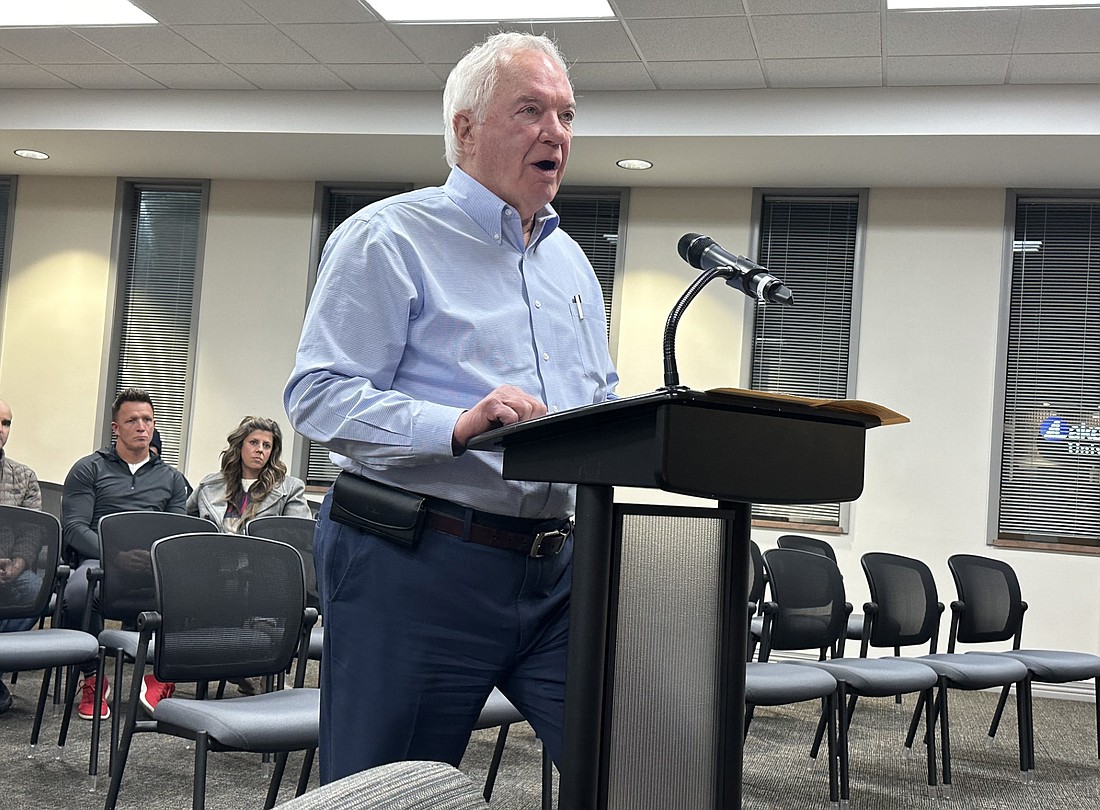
[534,300,541,308]
[493,233,500,240]
[504,208,514,217]
[542,352,550,361]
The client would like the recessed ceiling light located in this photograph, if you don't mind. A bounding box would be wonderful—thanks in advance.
[616,159,653,171]
[0,0,156,27]
[363,0,613,22]
[889,1,1100,8]
[14,149,49,161]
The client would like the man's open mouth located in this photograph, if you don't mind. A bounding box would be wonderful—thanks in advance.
[534,160,557,171]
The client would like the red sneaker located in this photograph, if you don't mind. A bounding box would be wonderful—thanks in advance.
[139,674,175,715]
[78,675,110,721]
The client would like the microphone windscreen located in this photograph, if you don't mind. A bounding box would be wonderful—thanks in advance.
[677,233,703,264]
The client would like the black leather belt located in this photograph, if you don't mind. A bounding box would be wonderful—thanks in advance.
[424,504,571,558]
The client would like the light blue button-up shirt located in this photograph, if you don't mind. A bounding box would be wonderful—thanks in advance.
[284,167,619,519]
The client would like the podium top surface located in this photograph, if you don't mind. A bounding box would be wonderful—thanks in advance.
[468,387,882,454]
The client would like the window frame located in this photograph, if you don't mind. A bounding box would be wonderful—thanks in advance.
[990,189,1100,556]
[744,188,868,534]
[102,179,209,466]
[0,176,15,340]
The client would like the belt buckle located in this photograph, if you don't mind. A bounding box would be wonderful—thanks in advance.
[529,527,568,558]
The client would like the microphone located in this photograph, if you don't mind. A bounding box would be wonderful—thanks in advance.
[677,233,794,306]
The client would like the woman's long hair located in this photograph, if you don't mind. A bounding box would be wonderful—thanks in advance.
[220,416,288,524]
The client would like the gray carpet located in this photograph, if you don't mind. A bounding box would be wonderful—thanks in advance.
[2,668,1099,809]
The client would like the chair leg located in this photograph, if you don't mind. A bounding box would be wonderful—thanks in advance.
[263,750,290,809]
[923,687,938,795]
[89,651,107,778]
[29,665,53,752]
[904,690,926,750]
[56,657,84,753]
[193,731,209,810]
[484,724,511,802]
[824,693,839,805]
[938,682,952,795]
[296,748,316,797]
[1094,678,1099,760]
[744,704,756,738]
[989,683,1011,739]
[1020,676,1035,779]
[109,649,125,776]
[104,667,145,810]
[541,744,553,810]
[836,682,850,806]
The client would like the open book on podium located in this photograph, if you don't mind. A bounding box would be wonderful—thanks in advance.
[469,386,907,505]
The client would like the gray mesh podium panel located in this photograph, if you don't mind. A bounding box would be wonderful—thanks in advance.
[606,509,725,810]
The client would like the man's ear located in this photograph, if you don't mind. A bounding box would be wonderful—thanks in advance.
[454,111,475,154]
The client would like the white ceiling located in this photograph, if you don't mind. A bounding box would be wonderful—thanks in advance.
[3,0,1100,187]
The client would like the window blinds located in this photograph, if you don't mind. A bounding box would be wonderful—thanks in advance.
[750,195,860,527]
[113,184,203,468]
[999,198,1100,546]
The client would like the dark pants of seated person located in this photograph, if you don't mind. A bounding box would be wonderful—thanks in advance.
[62,558,102,677]
[313,492,572,785]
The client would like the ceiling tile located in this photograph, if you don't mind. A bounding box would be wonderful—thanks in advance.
[764,56,881,88]
[326,63,444,91]
[391,23,514,65]
[73,25,216,64]
[1016,8,1100,55]
[242,0,378,24]
[648,60,765,90]
[0,47,26,64]
[279,23,418,64]
[627,17,756,62]
[135,63,257,89]
[229,63,351,90]
[569,61,657,91]
[171,24,314,64]
[886,10,1019,57]
[39,63,167,89]
[0,28,120,64]
[538,21,639,62]
[887,55,1008,86]
[0,64,75,88]
[132,0,265,24]
[1009,53,1100,84]
[615,0,744,19]
[750,0,877,11]
[753,13,880,60]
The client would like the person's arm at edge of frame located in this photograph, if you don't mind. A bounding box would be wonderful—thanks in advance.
[61,457,101,561]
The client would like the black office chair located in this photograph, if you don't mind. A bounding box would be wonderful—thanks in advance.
[776,534,864,649]
[37,481,64,523]
[947,553,1100,779]
[761,548,940,805]
[104,532,319,810]
[0,506,99,760]
[747,540,767,661]
[861,552,1030,794]
[85,510,218,783]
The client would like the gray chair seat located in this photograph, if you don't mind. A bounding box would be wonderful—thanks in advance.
[920,653,1029,690]
[1000,649,1100,683]
[0,628,99,671]
[801,657,938,698]
[98,628,140,659]
[745,662,837,706]
[274,760,487,809]
[153,687,320,751]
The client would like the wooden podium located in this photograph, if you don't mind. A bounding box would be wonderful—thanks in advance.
[470,388,887,810]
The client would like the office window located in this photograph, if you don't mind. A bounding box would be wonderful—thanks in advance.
[303,186,623,487]
[0,177,13,312]
[109,182,206,467]
[996,196,1100,550]
[749,193,863,529]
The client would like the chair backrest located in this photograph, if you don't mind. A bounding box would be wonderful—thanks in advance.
[246,515,319,609]
[776,534,837,562]
[747,540,766,611]
[761,548,848,655]
[0,505,60,621]
[97,511,217,622]
[860,552,940,652]
[947,554,1025,647]
[151,532,306,683]
[38,481,64,521]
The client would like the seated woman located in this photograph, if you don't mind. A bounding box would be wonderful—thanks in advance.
[188,416,312,534]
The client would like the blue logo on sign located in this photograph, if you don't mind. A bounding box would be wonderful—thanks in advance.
[1039,416,1070,441]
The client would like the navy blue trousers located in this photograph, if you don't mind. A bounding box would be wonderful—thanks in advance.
[313,491,572,784]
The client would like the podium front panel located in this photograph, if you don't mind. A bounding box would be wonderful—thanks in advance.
[604,506,729,810]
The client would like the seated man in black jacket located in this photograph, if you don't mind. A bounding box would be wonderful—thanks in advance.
[62,388,188,721]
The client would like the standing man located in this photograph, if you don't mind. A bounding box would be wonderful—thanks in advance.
[285,32,618,783]
[0,399,43,713]
[61,388,188,720]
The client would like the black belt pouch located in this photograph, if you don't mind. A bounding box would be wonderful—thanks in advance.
[329,472,426,549]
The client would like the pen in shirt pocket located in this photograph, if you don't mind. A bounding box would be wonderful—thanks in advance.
[571,294,584,320]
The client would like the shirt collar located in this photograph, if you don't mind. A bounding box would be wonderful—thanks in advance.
[445,166,560,249]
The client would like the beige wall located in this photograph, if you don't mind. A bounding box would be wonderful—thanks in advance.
[2,175,1098,662]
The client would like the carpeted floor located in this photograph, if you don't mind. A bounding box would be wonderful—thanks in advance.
[2,667,1099,809]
